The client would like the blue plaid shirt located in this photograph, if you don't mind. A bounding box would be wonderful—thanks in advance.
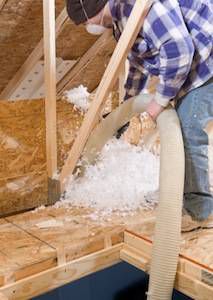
[109,0,213,105]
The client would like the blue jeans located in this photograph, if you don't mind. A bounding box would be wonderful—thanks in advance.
[175,79,213,221]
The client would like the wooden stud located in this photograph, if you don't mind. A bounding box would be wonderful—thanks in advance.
[0,7,68,100]
[118,62,127,104]
[43,0,57,178]
[59,0,153,191]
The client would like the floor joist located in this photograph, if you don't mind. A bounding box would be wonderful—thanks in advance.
[121,231,213,300]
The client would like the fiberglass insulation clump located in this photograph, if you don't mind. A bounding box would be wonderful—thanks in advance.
[60,138,159,215]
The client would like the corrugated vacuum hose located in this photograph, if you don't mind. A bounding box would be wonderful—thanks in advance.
[147,107,185,299]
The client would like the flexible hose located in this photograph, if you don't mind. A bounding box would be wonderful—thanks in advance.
[147,107,185,299]
[82,97,185,299]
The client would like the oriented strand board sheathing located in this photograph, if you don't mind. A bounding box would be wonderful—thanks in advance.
[0,91,119,216]
[0,98,83,215]
[0,98,83,178]
[0,218,56,286]
[0,172,48,216]
[0,206,211,298]
[6,206,156,263]
[60,37,116,93]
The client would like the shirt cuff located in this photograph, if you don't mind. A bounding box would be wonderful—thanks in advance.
[155,93,171,107]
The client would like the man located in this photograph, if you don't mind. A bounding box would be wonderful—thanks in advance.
[66,0,213,231]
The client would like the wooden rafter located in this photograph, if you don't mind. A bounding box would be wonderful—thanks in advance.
[59,0,152,192]
[43,0,57,178]
[0,7,68,100]
[57,29,114,96]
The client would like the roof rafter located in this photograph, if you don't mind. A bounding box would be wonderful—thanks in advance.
[57,29,114,96]
[0,7,68,100]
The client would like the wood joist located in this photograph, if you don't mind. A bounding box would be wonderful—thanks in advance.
[0,208,212,300]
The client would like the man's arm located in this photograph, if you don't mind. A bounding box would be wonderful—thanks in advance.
[144,0,195,109]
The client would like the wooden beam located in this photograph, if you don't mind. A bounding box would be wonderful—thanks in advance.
[121,231,213,300]
[118,62,127,104]
[0,244,122,299]
[59,0,152,191]
[43,0,57,178]
[0,7,68,100]
[57,29,114,96]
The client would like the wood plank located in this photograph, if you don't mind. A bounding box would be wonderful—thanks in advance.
[0,244,122,300]
[59,0,153,191]
[6,206,156,262]
[43,0,57,177]
[0,218,56,285]
[122,231,213,300]
[0,7,68,100]
[118,62,126,104]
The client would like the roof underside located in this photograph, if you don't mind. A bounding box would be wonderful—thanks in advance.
[0,0,116,97]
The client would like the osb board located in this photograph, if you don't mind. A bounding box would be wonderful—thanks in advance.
[56,22,98,60]
[0,206,155,286]
[0,0,65,94]
[0,98,83,179]
[0,91,120,216]
[0,98,83,215]
[0,172,48,216]
[59,37,116,93]
[132,223,213,271]
[6,206,156,263]
[181,229,213,269]
[0,218,56,286]
[1,205,212,290]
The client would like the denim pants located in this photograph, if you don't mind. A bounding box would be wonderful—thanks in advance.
[175,79,213,221]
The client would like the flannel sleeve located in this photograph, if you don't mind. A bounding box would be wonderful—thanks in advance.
[124,64,149,100]
[143,1,195,106]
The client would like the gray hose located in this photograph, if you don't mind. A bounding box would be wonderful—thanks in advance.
[147,107,185,299]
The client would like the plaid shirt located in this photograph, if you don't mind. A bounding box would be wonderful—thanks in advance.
[109,0,213,105]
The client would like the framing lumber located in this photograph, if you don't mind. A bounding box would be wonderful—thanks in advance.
[59,0,152,191]
[43,0,57,178]
[0,7,68,100]
[121,231,213,300]
[118,62,126,104]
[0,244,122,299]
[57,29,114,96]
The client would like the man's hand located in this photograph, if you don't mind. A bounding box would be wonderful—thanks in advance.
[146,99,165,121]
